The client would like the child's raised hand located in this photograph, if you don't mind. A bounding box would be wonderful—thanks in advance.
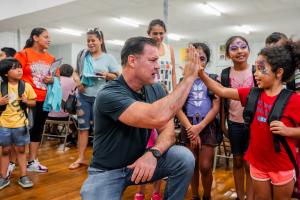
[270,120,290,136]
[0,95,9,105]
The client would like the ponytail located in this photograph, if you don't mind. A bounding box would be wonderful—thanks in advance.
[259,39,300,82]
[23,27,47,49]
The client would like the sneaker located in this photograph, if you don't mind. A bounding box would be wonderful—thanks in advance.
[0,177,10,190]
[6,162,16,178]
[27,159,48,173]
[18,176,33,188]
[134,193,145,200]
[151,193,162,200]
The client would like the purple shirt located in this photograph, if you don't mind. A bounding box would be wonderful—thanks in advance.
[184,78,212,124]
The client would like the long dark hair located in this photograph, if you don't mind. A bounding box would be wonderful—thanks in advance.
[24,27,47,49]
[87,28,107,53]
[147,19,167,35]
[225,35,250,58]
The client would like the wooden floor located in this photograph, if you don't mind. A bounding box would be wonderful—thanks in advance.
[0,140,238,200]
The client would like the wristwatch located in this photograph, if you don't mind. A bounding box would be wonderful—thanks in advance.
[146,148,162,160]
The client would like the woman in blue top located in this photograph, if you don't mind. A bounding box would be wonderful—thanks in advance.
[69,28,120,169]
[177,43,220,200]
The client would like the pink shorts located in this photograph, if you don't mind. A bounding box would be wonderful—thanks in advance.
[250,164,295,186]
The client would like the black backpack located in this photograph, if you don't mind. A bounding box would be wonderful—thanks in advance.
[221,65,257,119]
[0,80,28,118]
[243,88,298,178]
[207,74,223,145]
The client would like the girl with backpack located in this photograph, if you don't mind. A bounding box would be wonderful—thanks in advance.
[198,40,300,200]
[177,43,220,200]
[219,36,255,200]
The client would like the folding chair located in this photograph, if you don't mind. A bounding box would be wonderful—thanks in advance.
[41,115,78,151]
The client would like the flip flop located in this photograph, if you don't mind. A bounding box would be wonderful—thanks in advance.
[68,162,87,170]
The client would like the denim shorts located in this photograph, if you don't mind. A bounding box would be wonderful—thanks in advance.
[0,127,29,147]
[228,120,249,156]
[76,93,96,130]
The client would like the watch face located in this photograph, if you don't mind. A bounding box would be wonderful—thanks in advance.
[151,149,161,158]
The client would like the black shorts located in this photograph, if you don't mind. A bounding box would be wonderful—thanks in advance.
[227,120,249,156]
[178,118,218,147]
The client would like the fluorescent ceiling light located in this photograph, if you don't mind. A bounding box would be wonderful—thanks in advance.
[235,25,253,34]
[199,2,222,16]
[57,28,82,36]
[167,33,182,41]
[107,40,125,46]
[116,17,140,28]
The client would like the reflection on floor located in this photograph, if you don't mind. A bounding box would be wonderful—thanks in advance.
[0,140,243,200]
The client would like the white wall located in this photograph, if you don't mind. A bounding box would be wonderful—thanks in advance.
[0,0,76,20]
[173,41,265,81]
[0,31,27,51]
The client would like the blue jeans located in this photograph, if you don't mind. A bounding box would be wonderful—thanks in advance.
[76,93,95,131]
[80,145,195,200]
[0,127,29,147]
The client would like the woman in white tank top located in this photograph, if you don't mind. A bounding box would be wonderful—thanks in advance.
[147,19,176,92]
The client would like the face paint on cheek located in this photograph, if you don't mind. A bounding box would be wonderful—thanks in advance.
[257,60,269,75]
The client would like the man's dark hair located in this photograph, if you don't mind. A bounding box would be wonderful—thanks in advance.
[1,47,16,57]
[265,32,288,45]
[121,37,157,66]
[60,64,74,77]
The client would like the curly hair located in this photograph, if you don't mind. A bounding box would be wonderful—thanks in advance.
[259,40,300,82]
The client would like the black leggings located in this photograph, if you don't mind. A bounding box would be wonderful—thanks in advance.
[29,102,49,142]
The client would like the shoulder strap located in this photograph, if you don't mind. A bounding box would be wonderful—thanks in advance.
[76,49,87,75]
[252,65,258,87]
[221,67,231,118]
[0,81,8,114]
[208,74,219,99]
[267,89,298,177]
[18,80,28,119]
[286,79,296,91]
[221,67,231,87]
[243,88,261,128]
[18,80,25,98]
[268,89,293,152]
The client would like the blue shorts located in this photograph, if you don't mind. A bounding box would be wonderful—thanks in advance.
[0,127,29,147]
[76,93,95,131]
[228,120,249,156]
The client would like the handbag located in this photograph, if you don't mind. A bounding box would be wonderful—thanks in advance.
[62,87,77,115]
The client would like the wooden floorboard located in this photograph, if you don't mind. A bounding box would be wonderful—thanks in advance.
[0,140,239,200]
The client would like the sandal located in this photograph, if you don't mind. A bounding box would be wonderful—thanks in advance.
[68,162,87,170]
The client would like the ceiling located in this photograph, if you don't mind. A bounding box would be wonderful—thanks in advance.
[0,0,299,48]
